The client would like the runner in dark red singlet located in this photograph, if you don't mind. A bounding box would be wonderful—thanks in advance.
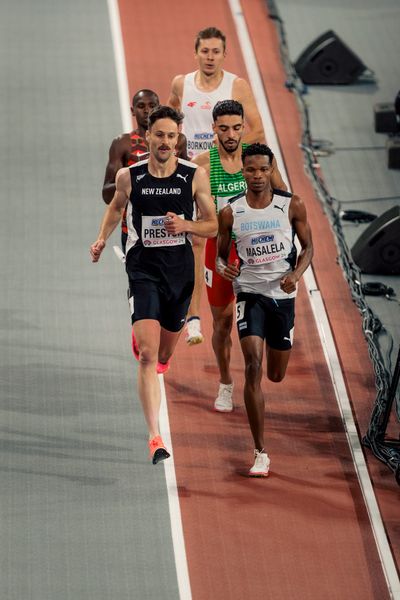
[102,89,187,250]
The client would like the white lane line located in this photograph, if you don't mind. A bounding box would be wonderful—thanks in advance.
[159,376,192,600]
[106,2,192,599]
[228,1,400,598]
[106,0,132,133]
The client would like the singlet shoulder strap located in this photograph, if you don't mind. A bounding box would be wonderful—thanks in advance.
[228,191,246,205]
[272,188,293,198]
[129,158,149,170]
[177,157,198,171]
[221,70,237,84]
[184,71,196,86]
[209,145,221,164]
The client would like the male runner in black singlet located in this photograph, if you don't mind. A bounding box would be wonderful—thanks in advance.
[102,89,187,249]
[91,106,217,465]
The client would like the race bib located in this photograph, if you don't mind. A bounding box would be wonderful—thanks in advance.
[243,234,286,265]
[141,214,185,248]
[204,266,213,288]
[236,300,246,322]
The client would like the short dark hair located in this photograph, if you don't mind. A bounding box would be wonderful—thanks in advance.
[195,27,226,52]
[148,105,184,129]
[213,99,244,121]
[242,143,274,166]
[132,89,159,107]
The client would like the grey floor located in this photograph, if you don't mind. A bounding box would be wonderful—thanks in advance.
[0,1,179,598]
[2,1,400,599]
[275,0,400,376]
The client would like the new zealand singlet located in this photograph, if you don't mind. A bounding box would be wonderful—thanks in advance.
[125,158,197,286]
[231,189,297,299]
[181,70,236,158]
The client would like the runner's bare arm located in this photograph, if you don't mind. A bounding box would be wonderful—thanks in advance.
[270,160,288,191]
[192,150,211,176]
[191,166,217,237]
[233,78,287,190]
[233,78,265,144]
[176,132,188,160]
[167,75,184,111]
[217,206,233,262]
[280,195,313,292]
[164,167,217,238]
[91,168,131,262]
[102,136,127,205]
[216,206,239,281]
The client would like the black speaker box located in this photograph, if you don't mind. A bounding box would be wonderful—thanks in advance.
[374,103,397,133]
[294,30,367,84]
[387,136,400,169]
[351,206,400,274]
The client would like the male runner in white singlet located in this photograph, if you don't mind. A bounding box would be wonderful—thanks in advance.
[168,26,267,345]
[90,106,217,465]
[217,143,313,477]
[194,100,287,413]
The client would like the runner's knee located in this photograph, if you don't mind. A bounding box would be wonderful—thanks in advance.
[245,355,263,383]
[212,311,233,337]
[138,345,158,365]
[267,366,286,383]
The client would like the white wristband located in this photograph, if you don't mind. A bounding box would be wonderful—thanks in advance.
[216,257,227,274]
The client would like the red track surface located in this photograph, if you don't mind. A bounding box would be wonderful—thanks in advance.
[118,1,398,597]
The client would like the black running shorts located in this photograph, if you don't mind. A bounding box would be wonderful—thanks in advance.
[236,292,295,350]
[128,274,194,332]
